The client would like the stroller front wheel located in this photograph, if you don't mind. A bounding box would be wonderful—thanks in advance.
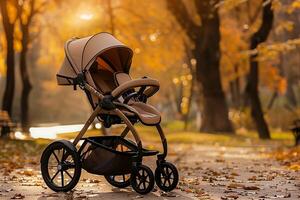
[131,165,154,194]
[104,174,131,188]
[155,162,179,192]
[41,140,81,192]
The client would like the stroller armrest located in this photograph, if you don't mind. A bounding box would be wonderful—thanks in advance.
[111,78,160,99]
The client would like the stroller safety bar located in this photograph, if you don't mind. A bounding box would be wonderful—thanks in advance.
[111,78,160,99]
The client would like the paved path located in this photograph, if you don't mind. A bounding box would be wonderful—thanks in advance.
[0,143,299,200]
[174,144,300,200]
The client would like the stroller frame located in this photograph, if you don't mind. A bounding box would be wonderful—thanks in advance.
[73,82,167,162]
[40,33,178,195]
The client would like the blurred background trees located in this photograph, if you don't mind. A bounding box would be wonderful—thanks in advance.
[167,0,233,133]
[0,0,19,117]
[245,0,274,139]
[0,0,300,138]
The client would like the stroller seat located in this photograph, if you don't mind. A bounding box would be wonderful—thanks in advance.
[127,102,161,125]
[112,72,161,125]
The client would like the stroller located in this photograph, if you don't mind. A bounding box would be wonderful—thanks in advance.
[40,33,179,194]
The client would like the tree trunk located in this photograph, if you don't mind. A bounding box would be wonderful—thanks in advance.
[267,91,278,110]
[174,82,183,117]
[230,65,241,108]
[2,34,15,117]
[194,1,233,133]
[183,76,194,130]
[17,0,37,133]
[20,25,32,132]
[167,0,233,133]
[286,78,297,107]
[0,1,16,137]
[245,0,274,139]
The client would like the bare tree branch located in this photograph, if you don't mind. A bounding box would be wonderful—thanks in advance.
[166,0,200,40]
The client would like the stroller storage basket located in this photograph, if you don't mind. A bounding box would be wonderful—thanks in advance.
[81,136,139,175]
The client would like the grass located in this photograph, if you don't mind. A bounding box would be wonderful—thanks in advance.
[0,122,295,168]
[56,121,295,147]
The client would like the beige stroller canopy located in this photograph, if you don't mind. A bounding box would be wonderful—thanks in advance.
[57,32,133,85]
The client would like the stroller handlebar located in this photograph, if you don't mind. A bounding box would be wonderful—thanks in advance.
[111,78,160,99]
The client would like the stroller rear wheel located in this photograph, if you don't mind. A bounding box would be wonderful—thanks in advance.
[131,164,154,194]
[104,138,132,188]
[104,174,131,188]
[41,140,81,192]
[155,162,178,192]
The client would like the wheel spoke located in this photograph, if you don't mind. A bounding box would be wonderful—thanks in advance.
[142,181,146,190]
[51,170,59,182]
[61,149,65,162]
[52,151,60,163]
[167,179,171,187]
[169,172,174,178]
[163,168,168,176]
[165,168,170,176]
[163,178,167,186]
[138,180,143,188]
[61,171,64,187]
[111,176,115,181]
[65,170,73,179]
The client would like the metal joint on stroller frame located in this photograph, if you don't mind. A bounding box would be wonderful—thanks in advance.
[73,71,86,90]
[99,95,116,110]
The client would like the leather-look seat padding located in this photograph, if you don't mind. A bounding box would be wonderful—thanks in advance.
[127,102,161,125]
[113,72,161,125]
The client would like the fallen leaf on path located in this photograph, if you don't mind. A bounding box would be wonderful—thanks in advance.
[17,170,34,176]
[11,193,25,199]
[243,186,260,190]
[289,164,300,171]
[227,183,245,189]
[160,191,179,197]
[133,195,143,199]
[231,172,239,176]
[221,195,239,200]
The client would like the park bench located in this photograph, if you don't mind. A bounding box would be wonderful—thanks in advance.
[291,119,300,146]
[0,110,15,136]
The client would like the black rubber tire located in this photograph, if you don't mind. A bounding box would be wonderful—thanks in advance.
[104,174,131,188]
[131,165,154,194]
[41,140,81,192]
[155,162,179,192]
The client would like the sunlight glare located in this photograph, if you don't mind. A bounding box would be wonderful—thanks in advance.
[79,13,93,21]
[29,124,92,139]
[15,131,26,140]
[95,123,102,129]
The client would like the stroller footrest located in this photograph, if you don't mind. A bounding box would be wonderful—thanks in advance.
[142,149,158,156]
